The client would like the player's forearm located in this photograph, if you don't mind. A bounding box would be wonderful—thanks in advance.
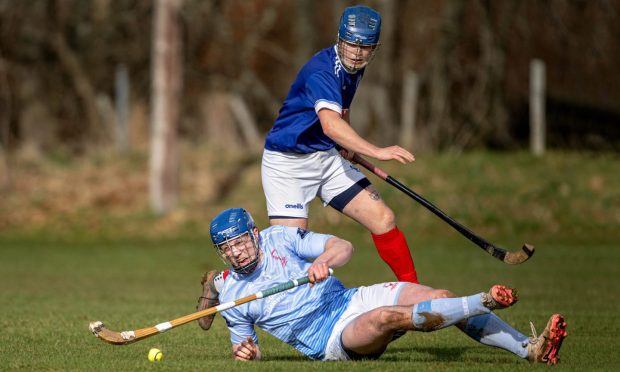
[320,111,379,157]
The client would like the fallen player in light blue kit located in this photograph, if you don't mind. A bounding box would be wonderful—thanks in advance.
[197,207,567,365]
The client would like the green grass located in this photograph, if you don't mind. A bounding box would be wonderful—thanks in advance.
[1,151,619,370]
[1,239,618,370]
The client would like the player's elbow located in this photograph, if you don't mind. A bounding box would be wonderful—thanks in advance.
[324,237,354,266]
[339,239,354,261]
[318,111,341,139]
[342,239,354,255]
[321,121,337,139]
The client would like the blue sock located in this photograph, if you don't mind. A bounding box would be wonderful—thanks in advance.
[462,313,529,358]
[411,294,489,331]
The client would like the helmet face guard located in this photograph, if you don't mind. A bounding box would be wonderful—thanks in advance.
[337,5,381,73]
[210,208,260,274]
[336,39,380,73]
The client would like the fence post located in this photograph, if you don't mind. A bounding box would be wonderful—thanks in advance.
[530,59,546,156]
[115,64,130,152]
[0,143,7,189]
[400,70,419,150]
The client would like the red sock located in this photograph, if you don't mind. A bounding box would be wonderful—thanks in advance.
[371,227,419,283]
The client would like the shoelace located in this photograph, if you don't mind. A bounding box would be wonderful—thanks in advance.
[530,321,538,339]
[528,321,539,347]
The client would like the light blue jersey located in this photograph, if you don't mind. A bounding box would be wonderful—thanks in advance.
[219,225,358,360]
[264,45,365,154]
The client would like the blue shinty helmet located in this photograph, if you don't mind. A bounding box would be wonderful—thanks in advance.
[338,5,381,45]
[210,207,256,245]
[210,208,260,274]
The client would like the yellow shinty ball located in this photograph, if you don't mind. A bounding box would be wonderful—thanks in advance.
[148,348,163,362]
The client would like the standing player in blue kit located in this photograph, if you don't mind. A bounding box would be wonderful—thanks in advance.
[261,5,419,284]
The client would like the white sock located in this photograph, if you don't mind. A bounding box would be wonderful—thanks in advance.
[411,294,489,330]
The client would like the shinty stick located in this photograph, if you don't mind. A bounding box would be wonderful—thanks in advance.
[351,153,534,265]
[89,269,333,345]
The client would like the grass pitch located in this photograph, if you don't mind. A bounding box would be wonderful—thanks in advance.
[1,239,618,371]
[1,151,619,370]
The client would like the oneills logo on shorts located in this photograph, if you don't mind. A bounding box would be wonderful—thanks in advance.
[285,203,304,209]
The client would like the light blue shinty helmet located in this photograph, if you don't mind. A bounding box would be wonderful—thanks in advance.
[210,208,260,274]
[338,5,381,46]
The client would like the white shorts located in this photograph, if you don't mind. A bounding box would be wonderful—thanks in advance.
[323,282,406,361]
[261,148,368,218]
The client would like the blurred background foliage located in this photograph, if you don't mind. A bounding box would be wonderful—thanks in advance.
[0,0,619,238]
[1,0,618,154]
[1,4,618,368]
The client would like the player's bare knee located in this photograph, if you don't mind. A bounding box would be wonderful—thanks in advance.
[374,208,396,232]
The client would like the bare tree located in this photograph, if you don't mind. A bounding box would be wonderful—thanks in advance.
[427,0,463,151]
[460,0,515,149]
[149,0,183,215]
[1,1,618,154]
[48,0,106,143]
[0,54,8,188]
[237,0,285,118]
[348,0,397,145]
[424,0,517,151]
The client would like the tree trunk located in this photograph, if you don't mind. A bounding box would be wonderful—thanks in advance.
[452,0,513,149]
[149,0,183,215]
[49,31,105,143]
[373,0,397,145]
[428,0,463,151]
[0,55,8,187]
